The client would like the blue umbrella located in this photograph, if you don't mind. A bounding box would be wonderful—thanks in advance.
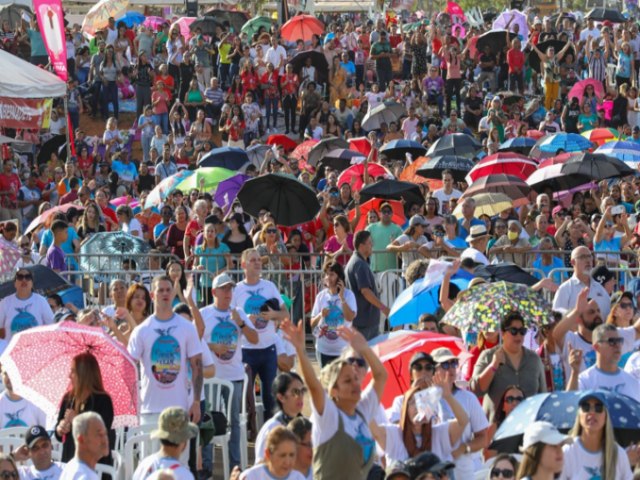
[538,133,594,153]
[380,139,427,160]
[389,273,471,328]
[596,140,640,166]
[198,146,250,170]
[498,137,537,154]
[491,389,640,452]
[116,11,146,28]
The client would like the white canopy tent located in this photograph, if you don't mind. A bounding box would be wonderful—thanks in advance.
[0,49,66,99]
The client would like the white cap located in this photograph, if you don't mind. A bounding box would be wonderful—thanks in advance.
[211,273,236,289]
[460,248,490,266]
[521,421,572,451]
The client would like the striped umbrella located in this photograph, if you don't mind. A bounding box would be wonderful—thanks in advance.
[461,174,531,207]
[465,153,538,183]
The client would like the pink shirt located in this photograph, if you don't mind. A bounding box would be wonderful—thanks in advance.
[324,233,354,266]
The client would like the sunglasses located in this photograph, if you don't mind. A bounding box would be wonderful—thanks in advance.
[505,395,524,404]
[288,387,308,397]
[346,357,367,368]
[579,401,604,413]
[412,362,435,373]
[605,222,614,228]
[598,337,624,347]
[15,273,32,281]
[437,360,459,370]
[505,327,527,336]
[266,229,278,234]
[490,468,514,479]
[618,300,635,309]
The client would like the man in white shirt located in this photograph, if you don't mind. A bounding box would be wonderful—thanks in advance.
[14,425,65,480]
[264,35,287,75]
[579,18,601,42]
[568,324,640,401]
[460,225,490,266]
[60,412,109,480]
[133,407,197,480]
[432,170,462,215]
[104,18,118,46]
[0,369,45,429]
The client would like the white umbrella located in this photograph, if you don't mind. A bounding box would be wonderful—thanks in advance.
[361,101,406,131]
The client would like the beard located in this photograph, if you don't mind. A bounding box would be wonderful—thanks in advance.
[584,316,603,331]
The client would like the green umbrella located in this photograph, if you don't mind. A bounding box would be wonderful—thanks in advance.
[241,16,272,37]
[174,167,236,192]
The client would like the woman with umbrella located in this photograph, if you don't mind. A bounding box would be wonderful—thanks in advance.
[530,40,574,110]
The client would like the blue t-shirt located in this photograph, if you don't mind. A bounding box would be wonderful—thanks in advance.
[340,61,356,76]
[533,255,565,284]
[195,243,231,286]
[111,160,138,183]
[457,218,484,240]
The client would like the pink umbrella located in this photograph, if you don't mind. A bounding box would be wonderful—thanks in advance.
[337,163,393,190]
[0,238,20,276]
[110,196,140,209]
[171,17,196,39]
[465,153,538,183]
[25,204,86,235]
[143,16,167,31]
[0,322,139,428]
[568,79,605,101]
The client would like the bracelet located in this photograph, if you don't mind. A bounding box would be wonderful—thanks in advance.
[238,322,246,329]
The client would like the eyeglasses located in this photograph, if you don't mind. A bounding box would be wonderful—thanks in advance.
[505,395,524,404]
[598,337,624,347]
[579,401,605,413]
[604,222,614,228]
[412,362,435,373]
[437,360,459,370]
[346,357,367,368]
[15,273,32,281]
[288,387,308,397]
[490,468,514,479]
[505,327,527,336]
[266,228,278,234]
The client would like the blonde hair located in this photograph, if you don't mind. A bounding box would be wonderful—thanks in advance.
[265,425,298,456]
[319,358,351,393]
[569,406,618,480]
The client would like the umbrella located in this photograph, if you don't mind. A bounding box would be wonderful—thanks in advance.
[267,134,297,153]
[116,11,145,28]
[473,263,538,287]
[142,15,166,30]
[568,78,605,101]
[452,192,513,219]
[306,137,349,167]
[288,51,329,86]
[280,14,324,42]
[492,10,529,39]
[0,238,20,276]
[586,8,627,22]
[82,0,129,35]
[171,17,196,39]
[380,139,427,160]
[360,180,424,206]
[537,132,594,154]
[79,231,151,273]
[245,144,272,168]
[426,133,482,158]
[198,146,249,170]
[319,149,365,171]
[399,156,433,185]
[362,331,469,408]
[562,152,635,180]
[237,173,321,226]
[442,281,554,333]
[348,137,372,157]
[25,204,85,235]
[241,16,272,37]
[416,155,475,182]
[189,16,222,36]
[37,135,67,164]
[144,170,194,209]
[491,390,640,452]
[290,139,318,163]
[174,167,236,192]
[527,130,546,141]
[595,141,640,166]
[581,128,618,147]
[0,3,31,29]
[498,137,537,155]
[214,174,249,215]
[110,196,140,210]
[475,30,516,54]
[465,153,538,183]
[0,265,71,299]
[337,163,393,190]
[526,164,593,192]
[201,9,248,33]
[497,92,524,107]
[361,102,406,131]
[0,321,138,428]
[348,198,405,232]
[537,152,577,168]
[529,41,575,73]
[462,174,531,207]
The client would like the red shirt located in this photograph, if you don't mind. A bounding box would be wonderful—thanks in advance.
[59,190,78,205]
[100,205,118,231]
[0,172,20,208]
[507,48,525,74]
[241,71,258,94]
[261,71,279,99]
[184,218,203,251]
[280,73,299,96]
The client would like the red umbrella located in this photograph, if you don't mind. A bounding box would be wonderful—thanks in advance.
[462,174,531,207]
[267,134,297,153]
[568,78,605,100]
[582,128,619,147]
[466,153,538,183]
[25,203,85,235]
[280,14,324,42]
[349,137,372,157]
[0,322,139,427]
[362,331,469,408]
[290,139,318,161]
[537,152,578,169]
[348,198,405,232]
[527,130,545,140]
[337,163,393,190]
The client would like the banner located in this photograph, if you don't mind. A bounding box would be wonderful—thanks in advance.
[0,97,52,130]
[33,0,68,81]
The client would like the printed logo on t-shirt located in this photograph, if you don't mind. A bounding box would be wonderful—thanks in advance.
[583,465,602,480]
[4,407,27,427]
[324,299,344,341]
[151,327,181,385]
[355,422,374,464]
[210,316,238,361]
[243,289,268,329]
[584,350,597,369]
[11,306,37,334]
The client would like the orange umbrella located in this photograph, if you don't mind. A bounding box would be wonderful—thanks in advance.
[280,14,324,42]
[399,157,444,190]
[348,198,405,232]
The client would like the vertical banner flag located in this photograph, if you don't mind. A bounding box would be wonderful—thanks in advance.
[33,0,68,81]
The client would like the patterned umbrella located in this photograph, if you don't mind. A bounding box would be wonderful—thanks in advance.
[581,128,618,147]
[461,174,531,207]
[441,281,554,332]
[290,140,318,162]
[0,321,138,428]
[0,238,20,276]
[465,153,538,183]
[174,167,236,192]
[79,231,150,273]
[144,170,193,209]
[537,132,594,154]
[82,0,129,35]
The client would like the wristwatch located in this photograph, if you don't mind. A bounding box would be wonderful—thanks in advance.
[238,322,246,329]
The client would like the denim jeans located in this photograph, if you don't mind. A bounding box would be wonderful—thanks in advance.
[264,97,278,129]
[154,112,169,134]
[101,80,118,119]
[218,63,231,89]
[242,345,277,420]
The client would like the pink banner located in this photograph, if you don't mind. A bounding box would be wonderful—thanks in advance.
[34,0,67,82]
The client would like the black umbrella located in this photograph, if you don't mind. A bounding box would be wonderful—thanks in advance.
[198,146,250,170]
[0,265,70,298]
[529,40,576,73]
[288,50,329,87]
[0,3,31,29]
[189,16,222,36]
[586,8,627,23]
[526,164,593,192]
[319,149,365,172]
[237,173,321,226]
[416,155,474,182]
[498,137,537,155]
[307,136,349,167]
[379,139,428,160]
[359,180,424,206]
[476,30,516,54]
[426,133,482,159]
[563,152,635,180]
[202,9,249,33]
[474,263,538,287]
[37,135,67,165]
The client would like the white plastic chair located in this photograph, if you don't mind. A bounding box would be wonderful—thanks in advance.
[123,433,158,479]
[95,463,119,479]
[0,436,26,455]
[203,378,233,480]
[115,424,155,458]
[239,373,250,470]
[0,427,28,439]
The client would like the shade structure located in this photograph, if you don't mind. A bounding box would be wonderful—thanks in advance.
[266,134,297,153]
[537,152,578,169]
[319,149,365,171]
[337,163,393,190]
[379,139,427,160]
[189,16,222,35]
[586,7,627,22]
[473,263,538,287]
[79,232,151,272]
[465,153,538,183]
[492,10,529,40]
[201,8,248,32]
[416,155,475,182]
[246,144,273,168]
[280,14,324,42]
[214,174,250,215]
[174,167,236,192]
[306,137,349,167]
[237,173,321,226]
[536,132,594,154]
[82,0,129,35]
[116,11,145,27]
[290,139,318,163]
[0,265,71,299]
[462,174,531,207]
[568,79,605,101]
[198,146,249,170]
[25,203,85,235]
[426,133,482,158]
[144,170,194,208]
[361,101,407,131]
[288,50,329,86]
[475,29,516,54]
[241,16,272,37]
[452,192,514,218]
[0,49,66,98]
[399,156,440,186]
[360,180,424,206]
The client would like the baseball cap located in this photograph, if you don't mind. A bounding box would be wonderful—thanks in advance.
[521,421,571,451]
[151,407,199,445]
[212,273,236,289]
[552,205,565,217]
[591,265,614,286]
[386,461,411,480]
[26,426,50,449]
[409,214,428,227]
[405,452,454,478]
[409,352,434,368]
[380,201,393,212]
[431,347,457,364]
[611,290,633,306]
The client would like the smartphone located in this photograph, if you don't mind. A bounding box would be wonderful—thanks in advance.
[611,205,625,216]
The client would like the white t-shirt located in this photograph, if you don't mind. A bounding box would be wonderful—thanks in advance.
[240,464,305,480]
[132,452,194,480]
[0,393,46,429]
[552,276,611,318]
[311,387,379,465]
[275,330,295,358]
[432,189,462,215]
[128,313,202,414]
[254,415,291,463]
[19,462,65,479]
[187,338,215,405]
[381,422,451,464]
[578,366,640,401]
[0,292,54,341]
[311,288,357,356]
[579,27,601,42]
[200,305,253,382]
[263,45,287,74]
[123,218,143,238]
[231,279,282,350]
[365,92,384,113]
[60,458,99,480]
[560,438,632,480]
[393,234,432,271]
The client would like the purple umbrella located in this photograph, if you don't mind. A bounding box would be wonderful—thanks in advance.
[215,174,250,214]
[492,10,529,40]
[553,182,598,207]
